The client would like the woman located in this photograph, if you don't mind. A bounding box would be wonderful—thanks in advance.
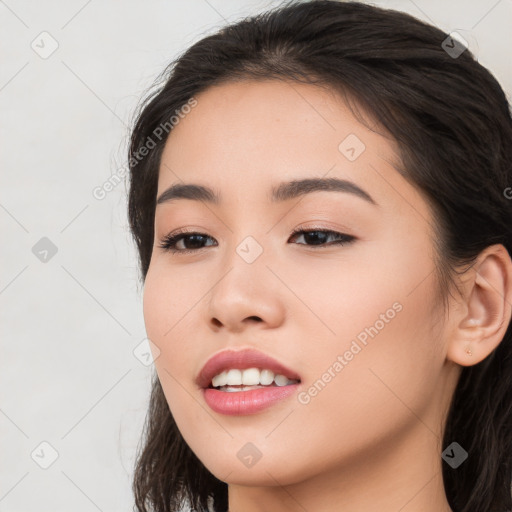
[126,1,512,511]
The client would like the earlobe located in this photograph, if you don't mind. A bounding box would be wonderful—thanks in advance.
[446,244,512,368]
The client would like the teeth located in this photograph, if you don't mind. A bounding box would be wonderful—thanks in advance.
[211,372,226,388]
[226,369,242,386]
[220,385,268,392]
[274,374,291,386]
[260,369,274,386]
[211,368,299,388]
[242,368,260,385]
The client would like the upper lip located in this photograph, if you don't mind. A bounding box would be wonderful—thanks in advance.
[196,348,301,389]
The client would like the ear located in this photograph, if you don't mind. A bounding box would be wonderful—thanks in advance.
[446,244,512,367]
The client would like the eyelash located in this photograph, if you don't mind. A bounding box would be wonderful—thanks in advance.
[157,226,356,254]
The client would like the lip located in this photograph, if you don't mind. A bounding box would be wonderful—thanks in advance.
[201,384,300,416]
[195,348,301,390]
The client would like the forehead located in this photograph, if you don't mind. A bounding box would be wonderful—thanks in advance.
[159,79,394,177]
[156,80,430,222]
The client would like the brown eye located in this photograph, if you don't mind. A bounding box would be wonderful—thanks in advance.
[288,229,355,247]
[158,228,356,255]
[158,232,216,254]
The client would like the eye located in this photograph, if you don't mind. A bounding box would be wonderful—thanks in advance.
[157,226,356,254]
[157,229,216,254]
[288,226,356,247]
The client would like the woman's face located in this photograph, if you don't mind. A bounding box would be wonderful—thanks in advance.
[143,80,460,487]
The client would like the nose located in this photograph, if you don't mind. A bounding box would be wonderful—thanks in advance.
[205,256,286,334]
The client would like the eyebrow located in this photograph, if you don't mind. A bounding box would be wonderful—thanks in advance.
[156,177,378,207]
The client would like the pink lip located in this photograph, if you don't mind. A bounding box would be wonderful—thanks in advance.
[195,348,301,390]
[197,349,302,416]
[202,384,301,416]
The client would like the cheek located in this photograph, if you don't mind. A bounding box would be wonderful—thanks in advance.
[286,289,442,474]
[143,259,200,335]
[142,264,203,427]
[289,237,441,416]
[142,265,169,348]
[142,262,198,375]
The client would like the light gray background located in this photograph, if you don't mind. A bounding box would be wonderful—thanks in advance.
[1,1,510,511]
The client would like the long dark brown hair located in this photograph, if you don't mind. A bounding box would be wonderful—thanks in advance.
[126,1,512,511]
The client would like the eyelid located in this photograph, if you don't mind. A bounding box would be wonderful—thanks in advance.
[158,223,352,241]
[157,224,357,255]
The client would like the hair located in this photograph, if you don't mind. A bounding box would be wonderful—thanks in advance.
[126,1,512,511]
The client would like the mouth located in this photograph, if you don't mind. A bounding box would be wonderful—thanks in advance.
[196,348,302,391]
[197,348,302,415]
[207,368,300,392]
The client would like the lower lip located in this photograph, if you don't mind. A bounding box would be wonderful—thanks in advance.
[202,384,300,415]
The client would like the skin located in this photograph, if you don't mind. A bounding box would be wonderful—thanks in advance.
[142,79,512,512]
